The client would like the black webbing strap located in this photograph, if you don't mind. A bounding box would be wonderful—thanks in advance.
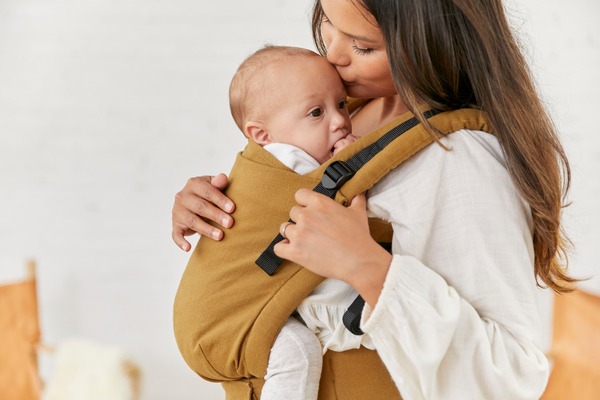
[255,109,439,276]
[343,294,366,335]
[343,238,394,336]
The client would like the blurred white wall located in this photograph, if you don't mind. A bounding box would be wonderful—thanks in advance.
[524,1,600,295]
[0,0,598,399]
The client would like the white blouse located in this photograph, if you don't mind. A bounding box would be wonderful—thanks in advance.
[269,130,549,399]
[361,129,549,399]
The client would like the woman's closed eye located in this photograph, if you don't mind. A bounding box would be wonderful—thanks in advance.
[352,42,374,55]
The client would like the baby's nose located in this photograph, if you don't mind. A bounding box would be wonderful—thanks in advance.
[331,110,349,131]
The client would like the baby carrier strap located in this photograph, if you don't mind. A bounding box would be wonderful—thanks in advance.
[173,108,490,400]
[256,107,491,274]
[256,109,439,275]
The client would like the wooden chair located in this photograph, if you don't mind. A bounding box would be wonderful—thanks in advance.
[542,290,600,399]
[0,260,141,400]
[0,260,41,400]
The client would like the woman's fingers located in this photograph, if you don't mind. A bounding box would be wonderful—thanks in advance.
[274,190,390,305]
[176,176,234,227]
[289,189,325,223]
[171,201,224,250]
[349,193,367,213]
[193,174,235,214]
[276,191,373,274]
[171,174,236,250]
[171,223,196,252]
[279,221,295,240]
[293,188,319,206]
[210,173,228,188]
[290,189,368,224]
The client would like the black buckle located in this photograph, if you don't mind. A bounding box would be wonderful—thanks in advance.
[322,161,355,190]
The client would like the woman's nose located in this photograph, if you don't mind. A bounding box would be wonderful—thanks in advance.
[325,36,350,67]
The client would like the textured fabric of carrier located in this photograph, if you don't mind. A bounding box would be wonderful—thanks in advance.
[173,108,491,399]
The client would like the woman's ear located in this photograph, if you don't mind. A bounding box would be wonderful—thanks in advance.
[244,121,271,145]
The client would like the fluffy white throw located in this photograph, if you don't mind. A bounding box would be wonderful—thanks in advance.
[43,339,139,400]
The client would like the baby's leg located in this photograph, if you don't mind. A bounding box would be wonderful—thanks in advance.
[261,317,322,400]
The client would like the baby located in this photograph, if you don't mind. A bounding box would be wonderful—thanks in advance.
[230,45,356,173]
[228,45,370,400]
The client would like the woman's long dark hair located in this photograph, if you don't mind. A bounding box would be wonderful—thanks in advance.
[312,0,575,292]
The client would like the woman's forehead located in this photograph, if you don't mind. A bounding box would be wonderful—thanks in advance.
[320,0,380,39]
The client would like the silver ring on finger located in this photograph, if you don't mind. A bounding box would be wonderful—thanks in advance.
[280,221,294,240]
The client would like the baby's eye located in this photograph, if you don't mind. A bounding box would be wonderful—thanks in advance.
[338,100,347,109]
[310,108,323,117]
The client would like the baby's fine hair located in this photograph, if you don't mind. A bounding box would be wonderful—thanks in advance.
[229,45,319,132]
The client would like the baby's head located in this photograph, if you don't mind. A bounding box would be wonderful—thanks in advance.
[229,45,352,164]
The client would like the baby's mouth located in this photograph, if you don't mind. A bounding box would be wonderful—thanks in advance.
[331,131,351,156]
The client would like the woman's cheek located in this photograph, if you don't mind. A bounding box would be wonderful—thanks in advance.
[321,24,333,50]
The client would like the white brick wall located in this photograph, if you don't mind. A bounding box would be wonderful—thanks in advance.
[0,1,598,399]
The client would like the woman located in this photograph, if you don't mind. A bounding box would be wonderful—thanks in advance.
[172,0,574,398]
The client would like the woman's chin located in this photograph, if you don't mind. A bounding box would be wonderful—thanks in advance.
[346,84,398,100]
[345,85,377,99]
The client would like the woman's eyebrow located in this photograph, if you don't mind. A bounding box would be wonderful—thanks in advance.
[323,12,377,43]
[342,30,376,43]
[336,25,378,43]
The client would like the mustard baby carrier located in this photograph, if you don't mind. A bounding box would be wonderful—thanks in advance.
[173,108,491,400]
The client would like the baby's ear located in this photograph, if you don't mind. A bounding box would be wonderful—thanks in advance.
[245,121,270,145]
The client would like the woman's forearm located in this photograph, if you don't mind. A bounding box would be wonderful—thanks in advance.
[346,241,391,308]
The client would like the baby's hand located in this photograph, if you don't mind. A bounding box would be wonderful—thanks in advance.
[332,134,358,156]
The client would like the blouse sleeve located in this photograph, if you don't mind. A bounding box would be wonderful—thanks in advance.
[361,129,549,400]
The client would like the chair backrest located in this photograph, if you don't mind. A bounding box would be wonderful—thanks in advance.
[0,260,41,400]
[541,290,600,399]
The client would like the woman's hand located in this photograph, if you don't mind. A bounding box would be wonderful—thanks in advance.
[172,173,236,251]
[274,189,392,307]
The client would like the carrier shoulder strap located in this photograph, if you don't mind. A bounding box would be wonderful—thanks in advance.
[255,109,436,275]
[256,107,491,275]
